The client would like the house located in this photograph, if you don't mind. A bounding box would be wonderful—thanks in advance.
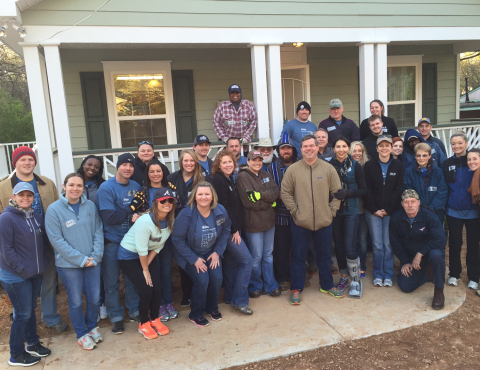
[460,86,480,119]
[1,0,479,186]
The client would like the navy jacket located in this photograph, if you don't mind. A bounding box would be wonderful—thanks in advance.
[390,206,446,266]
[443,153,476,211]
[0,206,49,279]
[402,129,446,171]
[404,161,448,211]
[319,116,360,146]
[172,204,231,269]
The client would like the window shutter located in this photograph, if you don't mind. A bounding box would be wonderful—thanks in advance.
[422,63,437,125]
[172,70,197,144]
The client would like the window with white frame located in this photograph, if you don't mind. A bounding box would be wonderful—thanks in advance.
[387,56,422,128]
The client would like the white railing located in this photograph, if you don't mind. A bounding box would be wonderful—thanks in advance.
[0,141,38,179]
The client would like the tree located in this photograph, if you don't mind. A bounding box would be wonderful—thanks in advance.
[0,90,34,143]
[460,52,480,96]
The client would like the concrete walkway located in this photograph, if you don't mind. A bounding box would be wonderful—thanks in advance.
[0,270,465,370]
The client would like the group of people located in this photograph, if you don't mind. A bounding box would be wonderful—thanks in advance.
[0,84,478,367]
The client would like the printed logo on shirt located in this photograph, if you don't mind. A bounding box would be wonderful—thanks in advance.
[382,127,388,132]
[149,236,162,243]
[431,149,436,154]
[389,172,396,176]
[427,186,437,191]
[347,167,352,172]
[262,177,270,184]
[449,165,456,171]
[65,219,76,228]
[127,190,136,196]
[317,177,323,180]
[327,126,336,132]
[226,120,235,126]
[419,227,426,231]
[216,218,225,226]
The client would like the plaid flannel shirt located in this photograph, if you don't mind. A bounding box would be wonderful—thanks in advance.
[212,100,257,142]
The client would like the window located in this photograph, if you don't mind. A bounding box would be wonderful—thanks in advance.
[387,56,422,128]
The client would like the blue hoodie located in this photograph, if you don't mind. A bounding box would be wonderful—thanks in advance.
[46,194,104,268]
[402,129,446,171]
[0,206,49,280]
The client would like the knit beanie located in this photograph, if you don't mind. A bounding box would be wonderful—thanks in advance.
[116,153,135,169]
[12,146,37,168]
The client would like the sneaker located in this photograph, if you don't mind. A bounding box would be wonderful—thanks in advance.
[331,265,339,274]
[99,304,108,320]
[112,321,124,335]
[189,317,210,327]
[180,299,191,307]
[447,277,458,286]
[159,305,170,322]
[468,280,478,290]
[129,315,141,323]
[269,288,281,297]
[279,281,290,291]
[383,279,393,287]
[320,287,345,298]
[209,310,222,321]
[249,291,261,298]
[47,320,68,333]
[88,327,103,344]
[290,289,301,305]
[77,334,96,350]
[231,304,253,315]
[150,318,169,336]
[8,351,41,366]
[360,271,366,279]
[373,278,383,287]
[165,303,179,319]
[26,342,51,357]
[138,322,158,340]
[336,277,350,292]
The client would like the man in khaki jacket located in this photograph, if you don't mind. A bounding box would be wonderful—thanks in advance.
[281,135,344,305]
[0,146,68,332]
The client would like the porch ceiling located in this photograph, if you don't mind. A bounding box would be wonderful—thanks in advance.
[15,0,43,11]
[58,42,251,49]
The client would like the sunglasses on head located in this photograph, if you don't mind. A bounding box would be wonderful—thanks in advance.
[378,134,392,139]
[158,198,174,204]
[138,140,153,147]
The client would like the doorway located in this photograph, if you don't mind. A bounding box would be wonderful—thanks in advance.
[281,66,311,122]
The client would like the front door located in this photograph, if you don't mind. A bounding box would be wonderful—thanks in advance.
[281,66,311,122]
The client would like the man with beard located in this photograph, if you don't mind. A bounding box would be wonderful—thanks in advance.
[213,84,257,145]
[253,138,277,171]
[362,115,385,159]
[267,133,297,291]
[226,137,248,182]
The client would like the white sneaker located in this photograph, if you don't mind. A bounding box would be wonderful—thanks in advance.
[447,277,458,286]
[89,327,103,344]
[99,304,108,320]
[383,279,393,287]
[373,278,383,287]
[77,334,96,351]
[467,280,478,290]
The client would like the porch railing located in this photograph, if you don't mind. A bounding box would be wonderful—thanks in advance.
[0,141,38,179]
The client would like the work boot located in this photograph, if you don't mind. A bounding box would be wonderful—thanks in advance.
[432,287,445,310]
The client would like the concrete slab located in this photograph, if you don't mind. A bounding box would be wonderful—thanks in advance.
[0,262,466,370]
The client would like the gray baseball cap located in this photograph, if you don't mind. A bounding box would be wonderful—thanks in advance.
[13,182,35,195]
[329,99,343,109]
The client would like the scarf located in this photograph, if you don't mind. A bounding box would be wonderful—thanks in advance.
[331,155,353,209]
[9,198,35,218]
[468,168,480,204]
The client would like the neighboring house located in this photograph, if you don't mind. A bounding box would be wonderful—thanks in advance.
[460,86,480,119]
[1,0,479,186]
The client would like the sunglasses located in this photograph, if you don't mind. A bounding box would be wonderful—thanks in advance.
[138,140,153,147]
[158,198,174,204]
[378,134,392,139]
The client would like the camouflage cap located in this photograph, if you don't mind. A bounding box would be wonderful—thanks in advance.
[401,189,420,201]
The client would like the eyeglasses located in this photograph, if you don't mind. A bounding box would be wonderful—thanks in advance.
[159,198,174,204]
[138,140,153,147]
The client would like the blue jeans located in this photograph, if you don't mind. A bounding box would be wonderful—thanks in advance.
[184,251,223,320]
[102,242,139,323]
[365,211,394,280]
[40,248,61,327]
[158,237,174,305]
[397,249,446,292]
[223,233,253,306]
[356,213,369,271]
[290,221,334,291]
[2,275,43,357]
[245,226,278,294]
[57,265,101,338]
[332,213,360,274]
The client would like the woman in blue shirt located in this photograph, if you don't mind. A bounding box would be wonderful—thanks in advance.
[173,182,231,327]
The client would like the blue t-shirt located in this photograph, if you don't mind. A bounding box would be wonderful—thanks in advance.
[408,217,415,225]
[193,212,217,254]
[0,268,25,284]
[281,119,317,153]
[85,180,95,187]
[233,156,247,182]
[200,159,210,175]
[17,177,43,217]
[148,187,158,208]
[96,177,141,243]
[378,160,391,182]
[69,202,80,215]
[335,120,342,126]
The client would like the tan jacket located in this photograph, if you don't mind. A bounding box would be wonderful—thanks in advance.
[0,174,59,214]
[281,158,341,231]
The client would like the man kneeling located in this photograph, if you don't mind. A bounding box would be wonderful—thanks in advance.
[389,189,446,310]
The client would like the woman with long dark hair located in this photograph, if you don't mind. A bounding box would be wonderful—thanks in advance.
[359,100,399,140]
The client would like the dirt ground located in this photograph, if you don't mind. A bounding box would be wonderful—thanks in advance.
[1,242,480,369]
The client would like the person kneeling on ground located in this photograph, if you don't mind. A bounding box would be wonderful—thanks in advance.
[390,189,446,310]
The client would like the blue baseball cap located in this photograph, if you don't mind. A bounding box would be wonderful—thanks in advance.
[13,182,35,195]
[418,117,431,125]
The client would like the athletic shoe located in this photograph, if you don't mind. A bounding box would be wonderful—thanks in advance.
[159,305,170,322]
[231,304,253,315]
[269,289,281,297]
[373,278,383,287]
[189,317,210,327]
[180,299,191,307]
[77,334,96,350]
[336,277,350,292]
[138,322,158,340]
[279,281,290,291]
[383,279,393,287]
[249,291,261,298]
[447,277,458,286]
[165,303,179,319]
[8,351,41,367]
[89,327,103,344]
[47,320,68,333]
[112,321,124,335]
[129,315,141,323]
[99,304,108,320]
[468,280,478,290]
[320,287,345,298]
[150,318,169,336]
[360,271,366,279]
[331,265,339,274]
[26,342,51,357]
[290,289,301,305]
[209,310,222,321]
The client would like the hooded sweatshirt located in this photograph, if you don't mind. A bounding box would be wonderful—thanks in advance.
[402,129,446,171]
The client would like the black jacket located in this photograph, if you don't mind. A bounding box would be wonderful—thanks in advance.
[211,172,245,234]
[167,171,211,215]
[362,133,380,159]
[131,156,171,187]
[390,206,446,267]
[363,155,404,215]
[359,115,399,141]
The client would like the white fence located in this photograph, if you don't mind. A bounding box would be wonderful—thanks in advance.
[0,141,38,179]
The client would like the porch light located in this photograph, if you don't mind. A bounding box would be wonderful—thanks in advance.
[12,24,26,38]
[293,42,304,48]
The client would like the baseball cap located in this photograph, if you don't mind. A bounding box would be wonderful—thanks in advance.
[228,84,241,94]
[401,189,420,201]
[193,135,211,146]
[329,99,343,109]
[13,182,35,195]
[376,135,393,146]
[247,151,263,160]
[153,187,177,202]
[418,117,432,125]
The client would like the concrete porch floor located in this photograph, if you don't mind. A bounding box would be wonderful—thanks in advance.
[0,265,466,370]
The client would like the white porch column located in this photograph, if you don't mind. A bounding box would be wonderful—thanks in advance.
[266,44,283,143]
[22,45,56,181]
[43,43,74,181]
[374,43,389,116]
[358,43,375,122]
[250,44,270,139]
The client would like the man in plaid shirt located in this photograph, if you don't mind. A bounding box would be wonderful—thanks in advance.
[213,84,257,144]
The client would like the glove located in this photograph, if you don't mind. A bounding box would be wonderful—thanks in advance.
[240,138,249,145]
[246,190,261,203]
[130,192,146,211]
[272,201,277,208]
[333,189,353,201]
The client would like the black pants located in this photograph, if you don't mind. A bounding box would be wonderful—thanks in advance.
[397,249,446,292]
[446,215,480,283]
[179,267,193,302]
[273,224,292,283]
[119,256,161,325]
